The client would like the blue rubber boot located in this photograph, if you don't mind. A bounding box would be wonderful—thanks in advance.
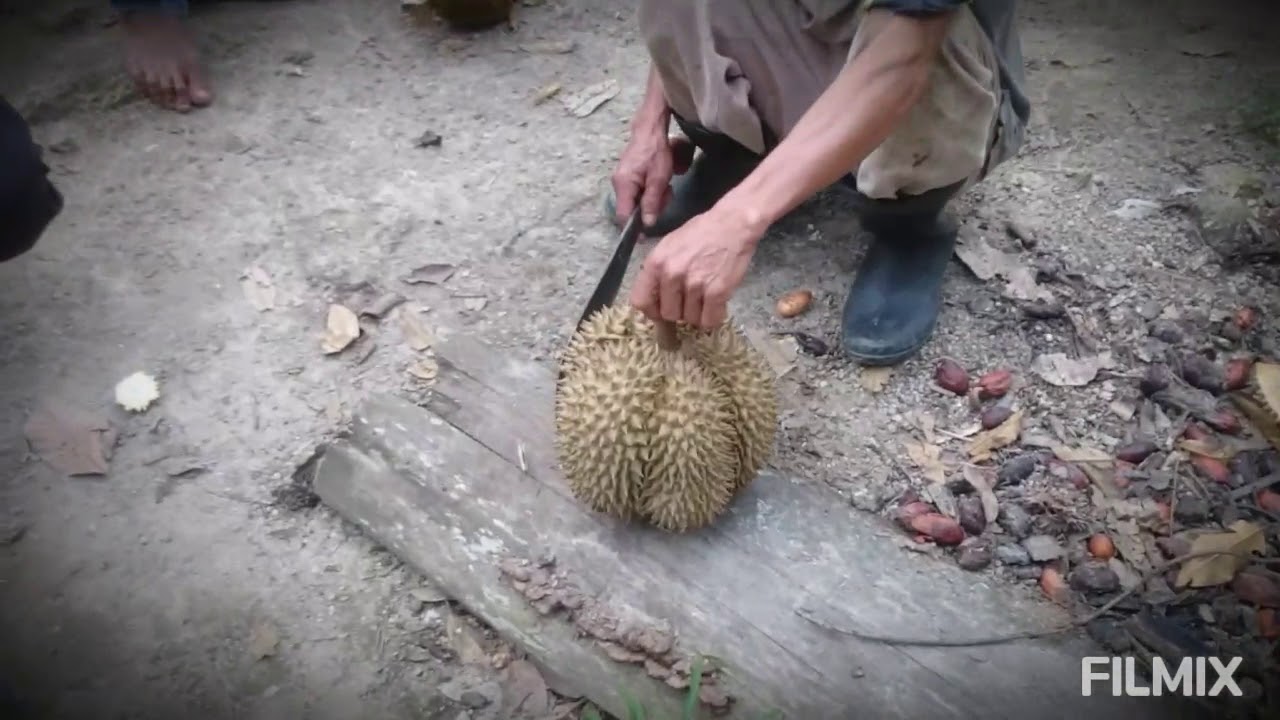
[838,180,965,366]
[603,115,760,237]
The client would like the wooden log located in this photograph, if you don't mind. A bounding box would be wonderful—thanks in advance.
[312,332,1210,720]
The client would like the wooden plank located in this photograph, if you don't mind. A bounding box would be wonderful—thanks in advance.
[315,332,1212,720]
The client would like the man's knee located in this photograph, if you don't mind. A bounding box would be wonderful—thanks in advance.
[849,8,1004,200]
[0,97,64,263]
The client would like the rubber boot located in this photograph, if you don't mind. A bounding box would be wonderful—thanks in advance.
[837,178,966,366]
[0,95,64,264]
[603,114,761,237]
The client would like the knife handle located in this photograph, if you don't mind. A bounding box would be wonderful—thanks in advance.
[655,320,680,351]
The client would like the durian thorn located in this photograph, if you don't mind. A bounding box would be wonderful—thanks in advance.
[655,320,681,352]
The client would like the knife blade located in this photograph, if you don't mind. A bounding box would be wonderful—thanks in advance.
[574,206,643,331]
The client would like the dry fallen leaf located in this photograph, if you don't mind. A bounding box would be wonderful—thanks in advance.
[399,307,435,352]
[1109,400,1136,421]
[446,611,489,666]
[859,367,892,394]
[403,263,456,285]
[408,357,439,382]
[905,441,946,484]
[240,265,276,311]
[967,410,1023,462]
[247,621,280,660]
[743,325,797,378]
[1231,361,1280,453]
[1176,520,1267,588]
[1053,445,1118,496]
[114,371,160,413]
[559,79,620,117]
[1031,352,1115,387]
[961,464,999,526]
[502,659,553,717]
[1177,438,1235,461]
[23,401,116,476]
[320,304,361,354]
[953,228,1053,302]
[532,83,562,105]
[519,40,575,54]
[1106,518,1152,572]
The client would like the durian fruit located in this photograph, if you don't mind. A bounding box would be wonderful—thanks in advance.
[554,304,778,532]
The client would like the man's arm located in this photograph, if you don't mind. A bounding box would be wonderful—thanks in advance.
[715,6,957,241]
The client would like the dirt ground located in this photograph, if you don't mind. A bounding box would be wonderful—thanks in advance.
[1,0,1278,718]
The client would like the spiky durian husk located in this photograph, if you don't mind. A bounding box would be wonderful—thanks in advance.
[683,324,778,491]
[554,304,778,532]
[640,352,739,532]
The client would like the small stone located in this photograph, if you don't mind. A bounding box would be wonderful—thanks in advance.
[1069,562,1121,593]
[1172,496,1210,523]
[956,538,993,571]
[1137,301,1163,321]
[956,496,987,536]
[1022,535,1063,562]
[1179,353,1223,393]
[1156,535,1192,559]
[849,484,888,513]
[1147,319,1184,344]
[995,543,1032,566]
[997,453,1041,486]
[459,691,491,709]
[998,504,1034,539]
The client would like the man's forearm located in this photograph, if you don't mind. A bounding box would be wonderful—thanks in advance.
[631,64,672,137]
[718,10,953,239]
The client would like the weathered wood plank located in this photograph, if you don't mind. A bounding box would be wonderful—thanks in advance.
[315,332,1211,720]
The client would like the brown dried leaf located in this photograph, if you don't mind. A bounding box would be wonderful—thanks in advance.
[403,262,455,285]
[23,401,115,476]
[1031,352,1115,387]
[1053,445,1119,496]
[967,410,1023,462]
[1176,438,1234,461]
[961,464,999,527]
[904,441,946,484]
[399,307,435,352]
[1106,519,1152,573]
[1176,520,1267,588]
[743,326,797,378]
[559,79,620,117]
[859,367,892,394]
[320,304,361,354]
[407,357,439,382]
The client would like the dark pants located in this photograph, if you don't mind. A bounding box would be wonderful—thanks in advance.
[0,96,63,264]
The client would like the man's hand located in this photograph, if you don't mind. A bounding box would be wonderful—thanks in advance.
[611,128,678,228]
[629,204,765,328]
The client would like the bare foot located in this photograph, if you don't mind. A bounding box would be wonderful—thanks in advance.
[121,13,212,112]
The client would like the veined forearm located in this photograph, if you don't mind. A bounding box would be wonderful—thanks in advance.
[631,64,672,136]
[718,11,952,237]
